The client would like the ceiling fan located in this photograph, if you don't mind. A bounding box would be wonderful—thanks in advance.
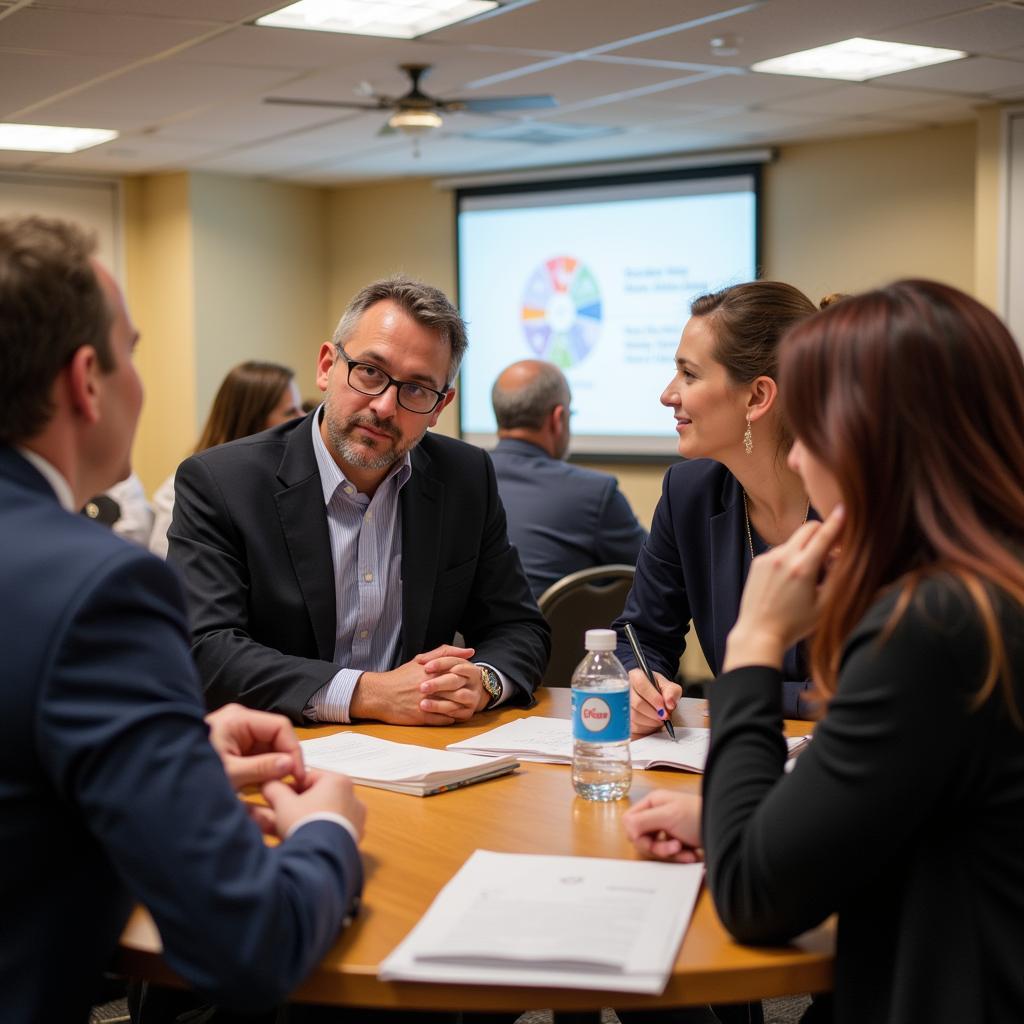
[264,63,557,136]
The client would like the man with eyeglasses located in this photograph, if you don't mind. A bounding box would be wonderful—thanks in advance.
[168,277,549,726]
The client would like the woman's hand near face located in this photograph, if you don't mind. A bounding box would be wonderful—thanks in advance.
[623,790,703,863]
[724,504,845,672]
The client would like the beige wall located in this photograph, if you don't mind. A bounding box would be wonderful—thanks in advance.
[124,173,332,490]
[123,173,195,494]
[327,179,459,437]
[764,121,976,298]
[190,174,332,419]
[974,106,1002,309]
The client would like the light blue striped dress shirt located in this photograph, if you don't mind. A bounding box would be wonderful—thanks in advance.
[307,410,411,723]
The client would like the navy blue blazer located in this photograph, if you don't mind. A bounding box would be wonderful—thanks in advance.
[490,438,647,599]
[614,458,813,718]
[168,414,549,722]
[0,446,361,1024]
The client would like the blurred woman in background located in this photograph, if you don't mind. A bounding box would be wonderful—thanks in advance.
[149,360,301,557]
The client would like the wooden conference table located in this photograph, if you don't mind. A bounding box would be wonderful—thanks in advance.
[117,689,833,1012]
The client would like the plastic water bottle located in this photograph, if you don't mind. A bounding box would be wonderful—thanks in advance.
[571,628,632,801]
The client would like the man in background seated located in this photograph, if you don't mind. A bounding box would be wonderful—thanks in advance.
[168,277,549,726]
[490,359,647,599]
[0,216,364,1024]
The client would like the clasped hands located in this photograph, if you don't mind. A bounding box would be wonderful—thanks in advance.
[351,643,491,725]
[206,703,365,842]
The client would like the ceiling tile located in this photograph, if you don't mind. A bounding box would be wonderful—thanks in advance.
[763,82,966,117]
[637,71,825,108]
[29,63,293,132]
[875,5,1024,56]
[40,136,221,172]
[0,52,131,117]
[0,8,219,57]
[429,0,748,53]
[607,0,979,67]
[873,55,1024,94]
[152,99,360,145]
[32,0,278,21]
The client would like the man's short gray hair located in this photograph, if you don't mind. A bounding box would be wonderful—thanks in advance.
[331,276,468,385]
[492,361,570,430]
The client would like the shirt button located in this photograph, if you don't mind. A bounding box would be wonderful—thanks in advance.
[345,485,354,495]
[365,511,373,520]
[363,572,373,582]
[359,630,368,639]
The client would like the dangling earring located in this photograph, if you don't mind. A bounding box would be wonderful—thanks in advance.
[743,414,753,456]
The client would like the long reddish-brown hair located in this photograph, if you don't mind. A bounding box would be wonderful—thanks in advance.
[779,279,1024,722]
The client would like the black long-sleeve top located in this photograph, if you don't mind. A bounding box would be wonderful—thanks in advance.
[704,577,1024,1024]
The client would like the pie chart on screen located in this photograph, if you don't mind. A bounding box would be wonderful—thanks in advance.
[520,256,602,368]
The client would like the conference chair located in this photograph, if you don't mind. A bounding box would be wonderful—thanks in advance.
[536,564,636,687]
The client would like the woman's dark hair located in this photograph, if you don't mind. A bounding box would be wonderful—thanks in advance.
[690,281,818,386]
[779,279,1024,723]
[194,360,294,453]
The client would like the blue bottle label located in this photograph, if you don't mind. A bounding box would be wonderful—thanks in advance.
[572,687,630,743]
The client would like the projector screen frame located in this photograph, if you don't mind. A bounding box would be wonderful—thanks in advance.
[454,161,763,463]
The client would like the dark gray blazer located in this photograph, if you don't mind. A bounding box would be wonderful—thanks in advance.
[490,438,647,599]
[168,413,550,723]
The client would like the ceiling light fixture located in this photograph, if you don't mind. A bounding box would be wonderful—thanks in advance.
[0,123,118,153]
[388,108,444,134]
[752,37,966,82]
[256,0,499,40]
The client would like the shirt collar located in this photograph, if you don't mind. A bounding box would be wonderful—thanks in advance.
[15,446,76,511]
[310,404,411,505]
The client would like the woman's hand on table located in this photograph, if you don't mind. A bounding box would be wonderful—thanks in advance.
[724,504,844,672]
[629,668,682,738]
[624,790,703,863]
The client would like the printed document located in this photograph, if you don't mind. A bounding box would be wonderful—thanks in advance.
[379,849,703,993]
[301,731,518,796]
[447,716,809,772]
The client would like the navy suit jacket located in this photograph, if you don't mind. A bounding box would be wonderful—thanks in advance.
[490,438,647,599]
[168,413,549,723]
[0,446,361,1024]
[613,458,813,718]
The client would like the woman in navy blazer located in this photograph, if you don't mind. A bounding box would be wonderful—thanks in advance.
[615,281,829,725]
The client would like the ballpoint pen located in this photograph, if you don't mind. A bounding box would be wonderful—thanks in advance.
[623,621,676,740]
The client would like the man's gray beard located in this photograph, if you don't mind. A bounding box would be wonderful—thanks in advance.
[325,408,412,471]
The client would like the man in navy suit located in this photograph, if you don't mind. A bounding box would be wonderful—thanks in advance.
[168,278,549,727]
[490,360,647,599]
[0,216,365,1024]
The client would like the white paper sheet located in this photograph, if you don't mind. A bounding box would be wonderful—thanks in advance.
[379,850,703,993]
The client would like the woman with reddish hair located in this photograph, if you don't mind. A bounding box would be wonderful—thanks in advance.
[625,280,1024,1023]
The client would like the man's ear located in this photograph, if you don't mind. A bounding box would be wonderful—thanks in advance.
[66,345,103,426]
[316,342,337,393]
[746,375,778,424]
[427,387,456,428]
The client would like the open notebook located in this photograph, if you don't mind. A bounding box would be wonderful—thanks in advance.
[379,849,703,993]
[447,716,810,773]
[300,731,518,796]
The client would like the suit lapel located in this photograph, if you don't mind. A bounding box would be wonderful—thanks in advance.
[274,415,337,662]
[399,444,443,661]
[707,475,744,675]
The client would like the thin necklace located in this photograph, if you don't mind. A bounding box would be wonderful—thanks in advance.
[742,490,810,560]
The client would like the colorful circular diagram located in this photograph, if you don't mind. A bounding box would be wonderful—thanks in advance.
[521,256,602,368]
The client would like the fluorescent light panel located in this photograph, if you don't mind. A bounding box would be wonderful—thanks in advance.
[0,124,118,153]
[752,37,966,82]
[257,0,498,39]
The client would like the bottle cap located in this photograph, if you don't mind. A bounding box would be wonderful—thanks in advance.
[584,628,617,651]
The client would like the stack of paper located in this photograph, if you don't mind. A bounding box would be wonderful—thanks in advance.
[447,716,809,773]
[300,731,518,796]
[379,849,703,993]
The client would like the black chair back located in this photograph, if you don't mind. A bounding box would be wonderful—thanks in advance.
[537,564,636,687]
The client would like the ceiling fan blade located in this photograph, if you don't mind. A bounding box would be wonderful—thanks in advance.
[458,95,557,113]
[264,96,384,111]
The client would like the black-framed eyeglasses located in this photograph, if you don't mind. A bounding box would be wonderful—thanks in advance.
[337,347,448,415]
